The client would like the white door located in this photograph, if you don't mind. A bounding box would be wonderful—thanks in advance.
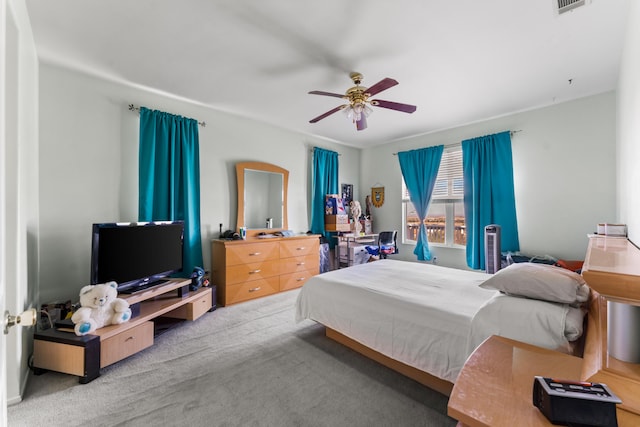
[0,278,6,427]
[1,0,10,421]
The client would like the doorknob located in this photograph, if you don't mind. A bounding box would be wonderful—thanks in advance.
[4,308,38,335]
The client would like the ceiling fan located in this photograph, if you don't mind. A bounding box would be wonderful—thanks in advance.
[308,72,417,131]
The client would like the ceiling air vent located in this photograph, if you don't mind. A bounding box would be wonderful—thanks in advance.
[557,0,585,14]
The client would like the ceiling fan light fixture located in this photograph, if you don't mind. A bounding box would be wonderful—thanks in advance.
[343,105,355,121]
[309,73,416,130]
[343,102,372,123]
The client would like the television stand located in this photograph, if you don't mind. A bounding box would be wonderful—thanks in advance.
[32,278,212,383]
[118,278,185,295]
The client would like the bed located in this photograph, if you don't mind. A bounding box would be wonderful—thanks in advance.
[295,259,588,395]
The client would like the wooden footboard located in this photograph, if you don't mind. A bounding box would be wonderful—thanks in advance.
[325,327,454,396]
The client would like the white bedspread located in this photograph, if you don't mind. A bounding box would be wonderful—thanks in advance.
[295,259,580,383]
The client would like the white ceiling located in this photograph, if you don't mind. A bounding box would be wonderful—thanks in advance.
[25,0,629,148]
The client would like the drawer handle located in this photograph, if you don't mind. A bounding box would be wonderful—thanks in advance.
[297,262,305,266]
[125,336,135,342]
[249,269,261,274]
[249,252,261,256]
[296,277,306,282]
[296,247,305,250]
[249,287,261,292]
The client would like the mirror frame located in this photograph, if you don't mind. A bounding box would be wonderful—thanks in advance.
[236,161,289,234]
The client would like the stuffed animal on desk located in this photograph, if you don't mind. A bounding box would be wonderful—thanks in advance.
[71,281,131,336]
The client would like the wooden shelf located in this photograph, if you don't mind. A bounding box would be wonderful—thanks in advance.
[119,279,190,305]
[95,284,210,340]
[582,236,640,304]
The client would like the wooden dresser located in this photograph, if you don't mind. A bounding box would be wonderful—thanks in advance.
[210,234,320,306]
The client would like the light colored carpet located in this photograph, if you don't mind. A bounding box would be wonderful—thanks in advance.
[9,289,456,427]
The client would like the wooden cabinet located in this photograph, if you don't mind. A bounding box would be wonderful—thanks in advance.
[581,235,640,303]
[100,321,154,368]
[164,290,213,321]
[33,279,212,383]
[211,235,320,306]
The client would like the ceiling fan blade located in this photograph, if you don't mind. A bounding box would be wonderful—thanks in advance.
[309,105,345,123]
[364,78,398,97]
[309,90,346,99]
[356,115,367,131]
[371,99,417,114]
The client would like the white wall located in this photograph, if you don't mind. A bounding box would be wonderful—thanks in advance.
[36,30,627,304]
[361,92,617,268]
[617,1,640,242]
[37,63,360,304]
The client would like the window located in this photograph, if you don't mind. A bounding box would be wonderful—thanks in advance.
[402,147,466,247]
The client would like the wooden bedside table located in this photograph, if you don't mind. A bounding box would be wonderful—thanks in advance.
[449,236,640,426]
[448,335,640,426]
[447,335,584,427]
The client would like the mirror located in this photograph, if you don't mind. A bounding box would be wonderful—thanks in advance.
[236,161,288,231]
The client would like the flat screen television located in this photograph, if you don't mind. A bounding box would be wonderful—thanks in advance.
[90,221,184,293]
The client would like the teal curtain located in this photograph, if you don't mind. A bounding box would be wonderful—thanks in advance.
[138,107,203,276]
[398,145,444,261]
[462,131,519,270]
[310,147,339,246]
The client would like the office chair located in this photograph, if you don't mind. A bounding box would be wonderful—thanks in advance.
[378,231,398,259]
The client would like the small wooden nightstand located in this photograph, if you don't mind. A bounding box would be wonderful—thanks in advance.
[448,335,584,427]
[448,335,640,426]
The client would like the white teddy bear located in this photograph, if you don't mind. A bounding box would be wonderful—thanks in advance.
[71,281,132,336]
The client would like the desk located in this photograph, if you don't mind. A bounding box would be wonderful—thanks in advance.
[334,233,378,268]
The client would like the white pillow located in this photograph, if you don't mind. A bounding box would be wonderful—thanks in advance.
[565,306,587,342]
[479,262,590,305]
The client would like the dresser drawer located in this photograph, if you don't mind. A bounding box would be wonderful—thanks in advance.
[225,259,280,285]
[225,242,279,265]
[280,270,316,291]
[279,254,319,275]
[100,321,154,368]
[165,288,212,321]
[280,239,319,258]
[33,339,88,376]
[225,276,279,305]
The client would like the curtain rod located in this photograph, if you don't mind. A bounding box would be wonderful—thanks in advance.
[392,130,522,155]
[309,148,341,155]
[128,104,206,127]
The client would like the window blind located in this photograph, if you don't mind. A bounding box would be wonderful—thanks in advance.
[402,147,463,200]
